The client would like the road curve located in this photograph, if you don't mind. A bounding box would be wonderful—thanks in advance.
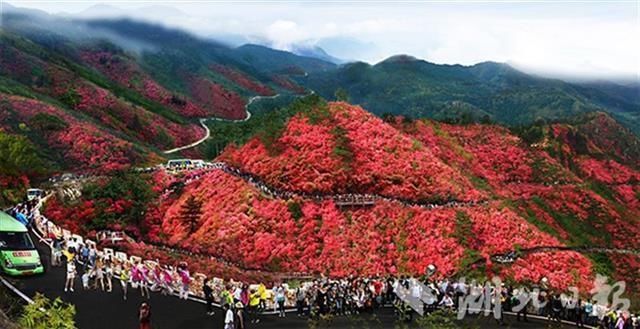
[162,94,281,154]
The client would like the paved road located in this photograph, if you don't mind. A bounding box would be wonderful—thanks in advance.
[163,94,280,154]
[0,235,582,329]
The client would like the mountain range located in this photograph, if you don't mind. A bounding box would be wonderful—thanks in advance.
[0,5,639,305]
[2,5,638,130]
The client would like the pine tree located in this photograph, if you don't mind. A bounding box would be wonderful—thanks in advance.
[180,195,203,234]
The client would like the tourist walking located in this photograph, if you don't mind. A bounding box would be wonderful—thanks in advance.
[275,285,287,318]
[203,278,214,316]
[224,304,234,329]
[81,269,90,290]
[64,261,76,292]
[249,289,260,323]
[121,263,130,301]
[178,262,191,300]
[94,259,105,291]
[295,288,306,317]
[235,302,246,329]
[138,262,150,299]
[105,259,113,292]
[139,302,152,329]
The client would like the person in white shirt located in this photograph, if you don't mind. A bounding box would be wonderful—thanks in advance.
[439,293,455,311]
[65,261,76,292]
[224,304,234,329]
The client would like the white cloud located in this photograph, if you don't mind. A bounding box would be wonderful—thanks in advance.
[5,1,639,79]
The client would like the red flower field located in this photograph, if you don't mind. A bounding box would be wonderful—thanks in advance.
[42,101,639,295]
[211,64,276,96]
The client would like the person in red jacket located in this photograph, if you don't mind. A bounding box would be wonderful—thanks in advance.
[139,302,152,329]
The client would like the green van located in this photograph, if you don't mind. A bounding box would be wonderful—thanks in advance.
[0,211,44,276]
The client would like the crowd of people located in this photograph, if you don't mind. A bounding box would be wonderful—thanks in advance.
[161,162,486,210]
[215,275,640,329]
[49,234,195,302]
[8,189,638,329]
[5,200,39,227]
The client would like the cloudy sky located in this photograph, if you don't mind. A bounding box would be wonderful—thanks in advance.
[3,0,639,80]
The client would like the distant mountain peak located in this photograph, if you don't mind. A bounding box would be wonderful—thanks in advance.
[289,44,344,64]
[379,54,420,64]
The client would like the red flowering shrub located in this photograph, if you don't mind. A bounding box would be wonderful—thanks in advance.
[465,206,593,291]
[211,64,275,96]
[188,78,247,120]
[81,51,200,117]
[271,75,306,94]
[614,184,640,210]
[0,45,205,150]
[1,94,148,171]
[81,50,252,120]
[578,158,639,184]
[141,168,600,290]
[43,196,96,235]
[223,102,482,203]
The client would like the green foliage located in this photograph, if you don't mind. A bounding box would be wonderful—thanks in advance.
[453,210,474,248]
[381,113,395,123]
[587,181,617,203]
[18,293,76,329]
[331,126,354,166]
[28,113,68,132]
[530,196,615,276]
[202,94,326,158]
[522,206,558,237]
[302,60,640,134]
[393,310,480,329]
[514,124,545,144]
[301,101,331,125]
[287,201,303,221]
[180,195,203,233]
[334,87,349,102]
[468,176,491,192]
[0,131,45,176]
[154,128,174,149]
[59,88,80,108]
[83,171,156,229]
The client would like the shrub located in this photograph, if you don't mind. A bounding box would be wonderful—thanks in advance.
[18,294,76,329]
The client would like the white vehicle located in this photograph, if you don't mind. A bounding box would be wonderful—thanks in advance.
[191,159,205,168]
[26,189,44,201]
[166,159,193,169]
[61,173,74,181]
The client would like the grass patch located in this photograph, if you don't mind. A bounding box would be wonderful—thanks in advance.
[530,196,615,276]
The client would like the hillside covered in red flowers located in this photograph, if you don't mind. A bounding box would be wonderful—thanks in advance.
[130,102,639,295]
[2,17,637,299]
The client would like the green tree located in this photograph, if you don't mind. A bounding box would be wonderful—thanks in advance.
[59,88,80,108]
[83,171,156,228]
[0,131,44,176]
[334,88,349,102]
[18,294,76,329]
[287,201,303,221]
[28,113,68,132]
[180,195,203,233]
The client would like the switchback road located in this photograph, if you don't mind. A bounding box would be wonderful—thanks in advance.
[163,94,281,154]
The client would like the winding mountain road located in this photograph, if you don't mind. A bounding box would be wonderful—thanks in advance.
[163,94,281,154]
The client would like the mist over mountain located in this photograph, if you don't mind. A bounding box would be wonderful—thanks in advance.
[1,4,638,136]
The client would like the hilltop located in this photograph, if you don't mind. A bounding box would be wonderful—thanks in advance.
[299,59,640,134]
[42,100,639,298]
[0,12,329,204]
